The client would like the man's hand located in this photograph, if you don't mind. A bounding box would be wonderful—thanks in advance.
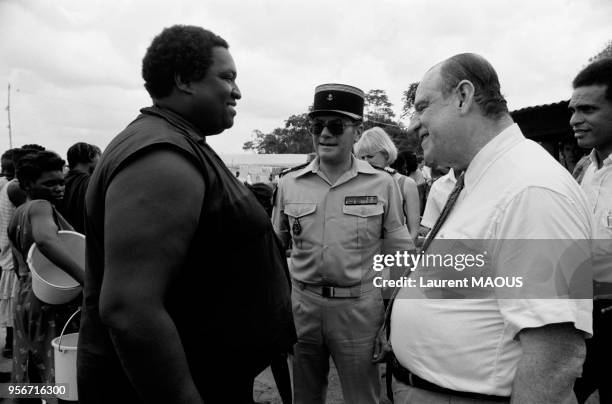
[372,323,392,363]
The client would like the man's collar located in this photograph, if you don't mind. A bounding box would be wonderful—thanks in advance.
[140,105,207,145]
[440,167,456,183]
[463,123,524,193]
[353,156,379,174]
[589,148,612,169]
[295,155,378,179]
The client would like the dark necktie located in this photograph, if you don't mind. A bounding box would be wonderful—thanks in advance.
[383,171,465,326]
[420,171,465,253]
[378,172,465,398]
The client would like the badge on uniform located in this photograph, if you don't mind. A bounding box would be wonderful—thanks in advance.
[293,217,302,236]
[344,196,378,205]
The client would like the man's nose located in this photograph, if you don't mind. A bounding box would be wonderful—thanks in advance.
[232,83,241,100]
[408,117,421,132]
[320,126,335,137]
[569,111,582,127]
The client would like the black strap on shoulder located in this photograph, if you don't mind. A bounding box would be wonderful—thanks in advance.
[279,162,309,178]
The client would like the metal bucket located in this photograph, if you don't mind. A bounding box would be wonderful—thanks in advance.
[50,308,80,401]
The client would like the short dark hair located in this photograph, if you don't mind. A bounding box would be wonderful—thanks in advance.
[439,53,509,119]
[67,142,101,169]
[572,57,612,102]
[391,150,418,175]
[1,149,16,162]
[20,144,46,152]
[16,151,65,189]
[1,149,18,178]
[142,25,229,99]
[11,148,36,166]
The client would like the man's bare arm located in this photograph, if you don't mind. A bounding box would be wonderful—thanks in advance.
[99,148,205,404]
[511,322,585,404]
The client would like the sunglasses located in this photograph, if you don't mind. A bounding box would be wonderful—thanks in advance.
[309,119,358,136]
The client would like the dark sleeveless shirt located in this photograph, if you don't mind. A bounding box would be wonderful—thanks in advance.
[78,106,295,397]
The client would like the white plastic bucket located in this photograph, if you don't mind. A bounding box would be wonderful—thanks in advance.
[51,308,80,401]
[27,230,85,305]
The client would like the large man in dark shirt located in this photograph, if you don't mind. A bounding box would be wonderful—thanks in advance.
[77,25,294,404]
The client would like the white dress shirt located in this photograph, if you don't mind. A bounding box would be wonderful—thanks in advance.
[390,124,593,396]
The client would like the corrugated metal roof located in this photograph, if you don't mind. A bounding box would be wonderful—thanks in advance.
[511,100,568,115]
[219,153,308,167]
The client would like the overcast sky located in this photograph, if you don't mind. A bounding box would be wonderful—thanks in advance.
[0,0,611,158]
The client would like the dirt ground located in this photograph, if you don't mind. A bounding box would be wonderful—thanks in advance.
[0,327,599,403]
[254,357,392,404]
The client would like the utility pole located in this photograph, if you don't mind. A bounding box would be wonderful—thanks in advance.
[6,83,12,148]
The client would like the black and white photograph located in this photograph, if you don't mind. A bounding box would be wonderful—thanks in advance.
[0,0,611,403]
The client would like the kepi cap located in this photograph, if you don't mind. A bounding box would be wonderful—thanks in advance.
[308,83,364,120]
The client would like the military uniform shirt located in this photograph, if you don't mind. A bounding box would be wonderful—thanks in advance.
[272,156,411,286]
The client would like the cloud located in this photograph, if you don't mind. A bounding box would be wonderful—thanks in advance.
[0,0,611,155]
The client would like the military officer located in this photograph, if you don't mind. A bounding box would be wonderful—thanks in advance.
[272,83,411,404]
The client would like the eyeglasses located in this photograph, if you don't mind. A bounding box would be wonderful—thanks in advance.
[309,119,358,136]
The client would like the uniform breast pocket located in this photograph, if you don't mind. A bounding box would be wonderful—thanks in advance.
[284,203,317,248]
[342,203,384,247]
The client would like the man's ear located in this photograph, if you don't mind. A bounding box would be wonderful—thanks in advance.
[456,80,475,113]
[174,74,195,95]
[353,123,364,143]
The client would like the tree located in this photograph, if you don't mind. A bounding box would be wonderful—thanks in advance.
[589,40,612,63]
[401,82,419,119]
[365,89,395,122]
[243,88,422,155]
[242,113,314,154]
[363,88,420,155]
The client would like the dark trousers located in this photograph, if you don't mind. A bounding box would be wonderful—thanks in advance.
[574,299,612,404]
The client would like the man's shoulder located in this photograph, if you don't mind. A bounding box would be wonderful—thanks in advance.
[279,162,310,179]
[99,111,207,178]
[353,161,395,183]
[493,139,572,187]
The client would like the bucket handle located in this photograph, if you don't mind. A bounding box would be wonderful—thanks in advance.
[58,307,81,353]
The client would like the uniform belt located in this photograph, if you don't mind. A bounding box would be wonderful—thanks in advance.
[388,355,509,402]
[292,279,373,298]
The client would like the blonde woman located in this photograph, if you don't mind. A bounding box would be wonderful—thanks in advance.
[355,126,420,241]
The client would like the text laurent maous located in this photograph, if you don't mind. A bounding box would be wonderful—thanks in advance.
[373,276,524,288]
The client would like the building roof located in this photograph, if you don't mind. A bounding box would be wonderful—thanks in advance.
[220,153,308,167]
[510,100,573,142]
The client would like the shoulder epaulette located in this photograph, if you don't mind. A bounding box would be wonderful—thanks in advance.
[279,162,309,178]
[375,166,396,175]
